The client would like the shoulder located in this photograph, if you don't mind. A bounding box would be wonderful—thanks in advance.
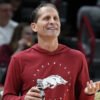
[12,48,31,59]
[62,44,84,55]
[69,48,84,56]
[62,44,86,59]
[9,20,18,28]
[12,44,37,60]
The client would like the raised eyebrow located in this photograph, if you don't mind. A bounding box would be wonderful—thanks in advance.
[42,15,50,19]
[42,15,59,20]
[54,16,59,19]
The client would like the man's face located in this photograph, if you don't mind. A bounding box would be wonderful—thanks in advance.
[0,3,12,25]
[31,6,61,38]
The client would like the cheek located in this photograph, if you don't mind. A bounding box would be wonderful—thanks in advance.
[58,22,61,27]
[37,23,44,31]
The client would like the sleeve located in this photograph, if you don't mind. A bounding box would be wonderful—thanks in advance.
[2,56,25,100]
[76,53,94,100]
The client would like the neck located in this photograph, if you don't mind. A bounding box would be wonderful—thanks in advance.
[38,36,59,52]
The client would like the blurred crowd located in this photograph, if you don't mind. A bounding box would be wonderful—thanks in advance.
[0,0,38,87]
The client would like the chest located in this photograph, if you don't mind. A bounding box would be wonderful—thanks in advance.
[21,55,80,87]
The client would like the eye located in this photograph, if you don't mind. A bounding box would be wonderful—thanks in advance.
[54,16,59,21]
[43,16,50,20]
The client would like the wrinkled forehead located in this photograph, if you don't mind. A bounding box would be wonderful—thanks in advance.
[37,6,59,18]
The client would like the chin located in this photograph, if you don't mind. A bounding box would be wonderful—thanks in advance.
[47,34,59,37]
[47,32,60,36]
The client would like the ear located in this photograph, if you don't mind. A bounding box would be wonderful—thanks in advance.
[31,23,37,32]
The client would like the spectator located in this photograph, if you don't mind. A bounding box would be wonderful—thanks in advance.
[0,0,18,46]
[0,23,34,85]
[10,0,22,22]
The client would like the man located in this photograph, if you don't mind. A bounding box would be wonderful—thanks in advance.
[3,3,94,100]
[0,0,18,45]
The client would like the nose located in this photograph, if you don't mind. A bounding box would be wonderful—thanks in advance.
[49,18,55,24]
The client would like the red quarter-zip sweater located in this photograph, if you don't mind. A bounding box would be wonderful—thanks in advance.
[3,44,94,100]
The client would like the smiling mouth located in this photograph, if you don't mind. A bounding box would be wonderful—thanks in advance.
[47,28,58,30]
[48,29,56,31]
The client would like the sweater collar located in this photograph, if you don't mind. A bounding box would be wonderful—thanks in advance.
[32,43,70,55]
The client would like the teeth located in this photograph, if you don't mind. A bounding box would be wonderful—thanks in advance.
[49,29,55,30]
[48,28,55,29]
[47,29,55,30]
